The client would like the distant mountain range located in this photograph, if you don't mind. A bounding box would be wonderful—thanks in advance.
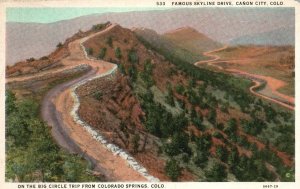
[6,8,294,65]
[230,27,294,46]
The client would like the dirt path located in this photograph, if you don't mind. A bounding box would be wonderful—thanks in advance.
[7,24,150,181]
[195,46,294,110]
[43,24,150,181]
[195,45,228,66]
[230,68,294,110]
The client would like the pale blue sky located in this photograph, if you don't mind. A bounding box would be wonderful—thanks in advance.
[6,7,171,23]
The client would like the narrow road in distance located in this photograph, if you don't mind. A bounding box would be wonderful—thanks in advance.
[195,46,294,110]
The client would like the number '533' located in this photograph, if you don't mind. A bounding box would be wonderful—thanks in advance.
[156,2,165,6]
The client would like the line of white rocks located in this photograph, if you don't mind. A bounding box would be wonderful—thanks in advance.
[68,34,160,182]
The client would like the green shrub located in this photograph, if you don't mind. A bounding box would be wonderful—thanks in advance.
[216,145,228,162]
[118,64,126,75]
[140,59,155,87]
[56,42,63,48]
[97,48,107,59]
[106,36,113,47]
[115,47,122,59]
[165,159,181,181]
[175,84,185,95]
[93,91,103,100]
[86,48,93,56]
[127,49,139,64]
[194,151,208,168]
[92,23,106,31]
[164,132,191,156]
[205,160,227,181]
[5,92,98,182]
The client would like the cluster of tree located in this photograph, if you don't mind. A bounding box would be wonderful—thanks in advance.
[127,48,139,64]
[191,135,211,170]
[97,48,107,59]
[230,155,275,181]
[273,126,294,155]
[205,160,227,181]
[190,107,204,130]
[137,35,254,112]
[175,84,185,95]
[241,118,267,135]
[215,145,228,162]
[131,133,140,154]
[193,151,208,168]
[263,104,277,122]
[86,48,93,56]
[134,35,294,181]
[186,85,200,105]
[210,140,279,182]
[128,65,138,82]
[165,159,181,181]
[192,134,212,168]
[139,88,194,180]
[26,57,35,62]
[279,110,293,122]
[140,59,155,87]
[236,135,251,150]
[118,64,126,75]
[223,118,237,135]
[124,48,139,83]
[141,89,188,139]
[93,91,103,101]
[164,132,191,156]
[5,91,99,182]
[56,42,63,48]
[225,133,294,182]
[106,36,113,47]
[207,109,217,124]
[115,47,122,59]
[162,83,174,107]
[40,56,49,60]
[254,147,294,181]
[91,22,110,31]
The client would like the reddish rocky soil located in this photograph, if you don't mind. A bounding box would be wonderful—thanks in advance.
[81,24,293,180]
[76,71,195,181]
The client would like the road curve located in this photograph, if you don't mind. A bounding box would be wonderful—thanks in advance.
[194,45,228,66]
[194,46,294,111]
[40,24,152,181]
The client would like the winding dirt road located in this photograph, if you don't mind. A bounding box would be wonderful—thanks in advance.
[195,45,228,66]
[41,24,149,181]
[195,46,294,110]
[7,24,148,181]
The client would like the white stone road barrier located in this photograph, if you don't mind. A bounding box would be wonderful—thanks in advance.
[69,36,160,182]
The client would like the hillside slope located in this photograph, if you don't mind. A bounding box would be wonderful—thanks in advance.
[133,27,207,63]
[163,27,223,54]
[80,24,294,182]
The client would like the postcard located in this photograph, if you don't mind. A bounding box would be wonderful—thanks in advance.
[0,0,299,189]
